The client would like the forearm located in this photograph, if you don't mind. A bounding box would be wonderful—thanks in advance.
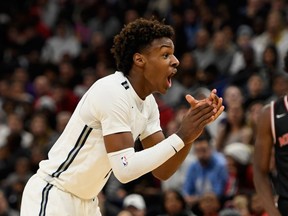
[152,141,193,180]
[108,134,184,183]
[254,172,281,216]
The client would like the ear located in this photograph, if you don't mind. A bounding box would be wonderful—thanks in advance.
[133,53,145,67]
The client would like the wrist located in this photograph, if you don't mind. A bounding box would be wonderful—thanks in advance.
[169,134,185,152]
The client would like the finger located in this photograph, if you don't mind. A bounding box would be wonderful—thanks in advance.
[198,105,224,128]
[188,97,224,130]
[212,105,225,120]
[190,105,216,126]
[214,97,222,109]
[213,94,219,104]
[198,115,215,128]
[196,110,217,128]
[197,103,224,127]
[186,95,213,110]
[189,101,214,118]
[209,98,224,121]
[208,90,217,103]
[185,94,198,107]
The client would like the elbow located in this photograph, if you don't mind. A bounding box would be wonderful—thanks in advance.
[114,173,131,184]
[152,170,171,181]
[113,170,139,184]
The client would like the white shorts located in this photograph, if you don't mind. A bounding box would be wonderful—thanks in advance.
[20,174,102,216]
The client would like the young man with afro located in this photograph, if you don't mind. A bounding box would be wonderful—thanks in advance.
[20,18,224,216]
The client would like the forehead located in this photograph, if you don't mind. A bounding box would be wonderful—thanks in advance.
[145,37,174,52]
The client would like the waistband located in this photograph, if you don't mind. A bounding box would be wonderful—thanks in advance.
[35,170,97,201]
[36,170,68,193]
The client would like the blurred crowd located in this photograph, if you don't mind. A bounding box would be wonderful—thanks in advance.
[0,0,288,215]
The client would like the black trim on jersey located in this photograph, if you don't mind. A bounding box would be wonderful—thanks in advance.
[104,169,112,179]
[171,145,178,153]
[39,183,53,216]
[51,125,92,178]
[121,81,129,90]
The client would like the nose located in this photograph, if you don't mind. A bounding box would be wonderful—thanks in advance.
[171,55,180,68]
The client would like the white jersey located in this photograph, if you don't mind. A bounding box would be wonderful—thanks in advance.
[38,72,161,199]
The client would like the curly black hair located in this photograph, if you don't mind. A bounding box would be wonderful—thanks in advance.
[111,17,175,76]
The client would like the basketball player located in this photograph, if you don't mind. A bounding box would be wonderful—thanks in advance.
[20,18,224,216]
[253,52,288,216]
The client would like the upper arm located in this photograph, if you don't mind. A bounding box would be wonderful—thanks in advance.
[139,95,162,140]
[104,132,135,153]
[254,105,273,174]
[141,130,165,149]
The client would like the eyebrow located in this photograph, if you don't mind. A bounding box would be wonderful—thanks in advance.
[159,44,174,51]
[160,44,172,48]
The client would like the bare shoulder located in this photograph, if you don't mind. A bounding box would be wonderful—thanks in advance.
[258,103,272,123]
[255,102,273,143]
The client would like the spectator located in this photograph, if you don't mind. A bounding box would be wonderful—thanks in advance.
[252,9,288,67]
[229,25,254,76]
[58,61,81,90]
[157,189,196,216]
[215,103,253,152]
[222,85,245,108]
[198,192,221,216]
[3,157,32,189]
[73,68,97,98]
[192,28,212,70]
[183,131,228,210]
[232,194,251,216]
[223,142,254,195]
[122,193,146,216]
[244,73,270,107]
[258,44,281,90]
[54,111,71,135]
[182,7,200,51]
[28,112,58,153]
[266,72,288,103]
[229,45,258,90]
[0,189,19,216]
[0,113,33,149]
[87,4,121,42]
[203,30,236,78]
[41,20,81,64]
[117,210,133,216]
[50,81,79,114]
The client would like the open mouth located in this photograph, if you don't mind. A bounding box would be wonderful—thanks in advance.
[167,76,172,88]
[167,72,176,88]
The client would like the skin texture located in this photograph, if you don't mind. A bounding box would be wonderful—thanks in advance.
[104,36,224,180]
[253,105,281,216]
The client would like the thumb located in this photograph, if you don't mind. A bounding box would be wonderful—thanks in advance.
[185,94,198,107]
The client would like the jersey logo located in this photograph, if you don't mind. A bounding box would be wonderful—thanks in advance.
[276,113,286,118]
[121,81,129,90]
[278,133,288,147]
[121,155,128,166]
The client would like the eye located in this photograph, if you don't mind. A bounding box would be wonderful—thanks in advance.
[163,53,169,59]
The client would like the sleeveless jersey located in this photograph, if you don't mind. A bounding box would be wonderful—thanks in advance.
[271,95,288,198]
[38,72,161,199]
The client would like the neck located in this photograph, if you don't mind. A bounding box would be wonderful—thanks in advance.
[127,74,149,100]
